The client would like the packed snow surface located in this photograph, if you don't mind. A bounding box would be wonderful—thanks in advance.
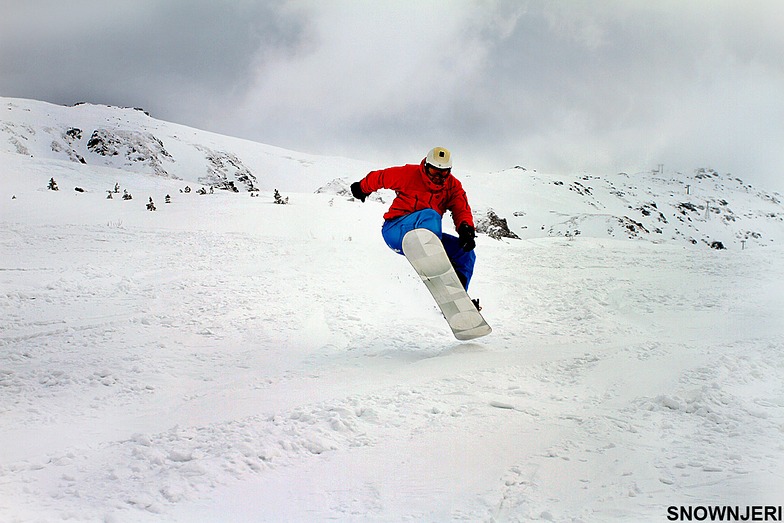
[1,98,783,521]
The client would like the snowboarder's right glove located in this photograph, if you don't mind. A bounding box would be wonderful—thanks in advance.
[457,223,476,252]
[350,181,369,202]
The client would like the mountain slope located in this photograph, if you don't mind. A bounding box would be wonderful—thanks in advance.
[3,96,782,250]
[2,97,375,193]
[461,167,784,250]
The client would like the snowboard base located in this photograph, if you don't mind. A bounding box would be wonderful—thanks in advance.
[402,229,492,340]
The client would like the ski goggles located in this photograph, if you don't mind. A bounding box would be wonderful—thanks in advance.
[425,164,451,182]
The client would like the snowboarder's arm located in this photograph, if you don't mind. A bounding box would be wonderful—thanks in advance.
[447,179,475,231]
[352,166,406,202]
[357,165,411,195]
[351,169,390,202]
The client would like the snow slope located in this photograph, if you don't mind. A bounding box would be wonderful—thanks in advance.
[3,96,783,250]
[1,98,783,522]
[1,97,375,194]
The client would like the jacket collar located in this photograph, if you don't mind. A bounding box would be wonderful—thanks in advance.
[419,159,451,190]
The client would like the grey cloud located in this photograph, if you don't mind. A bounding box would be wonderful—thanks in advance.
[1,1,782,191]
[1,1,304,121]
[442,1,784,182]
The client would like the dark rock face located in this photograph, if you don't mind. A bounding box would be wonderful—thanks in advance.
[475,209,520,240]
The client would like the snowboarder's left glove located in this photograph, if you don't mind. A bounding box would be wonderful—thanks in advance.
[457,223,476,252]
[350,181,369,202]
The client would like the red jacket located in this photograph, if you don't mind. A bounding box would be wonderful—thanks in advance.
[359,160,474,231]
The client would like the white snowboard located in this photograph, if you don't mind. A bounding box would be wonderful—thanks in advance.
[402,229,492,341]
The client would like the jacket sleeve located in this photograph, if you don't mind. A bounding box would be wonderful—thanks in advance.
[359,165,408,194]
[447,179,475,230]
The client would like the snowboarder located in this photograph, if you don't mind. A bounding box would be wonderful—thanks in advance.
[351,147,478,291]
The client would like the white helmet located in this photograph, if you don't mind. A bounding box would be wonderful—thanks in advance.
[425,147,452,169]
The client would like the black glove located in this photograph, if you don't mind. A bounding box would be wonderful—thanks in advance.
[457,223,476,252]
[350,181,369,202]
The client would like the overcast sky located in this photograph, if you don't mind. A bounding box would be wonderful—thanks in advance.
[2,0,783,191]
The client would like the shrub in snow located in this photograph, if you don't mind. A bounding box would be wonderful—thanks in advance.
[48,177,59,191]
[146,198,156,211]
[274,189,289,205]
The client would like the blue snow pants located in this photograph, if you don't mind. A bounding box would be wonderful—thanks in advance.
[381,209,476,290]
